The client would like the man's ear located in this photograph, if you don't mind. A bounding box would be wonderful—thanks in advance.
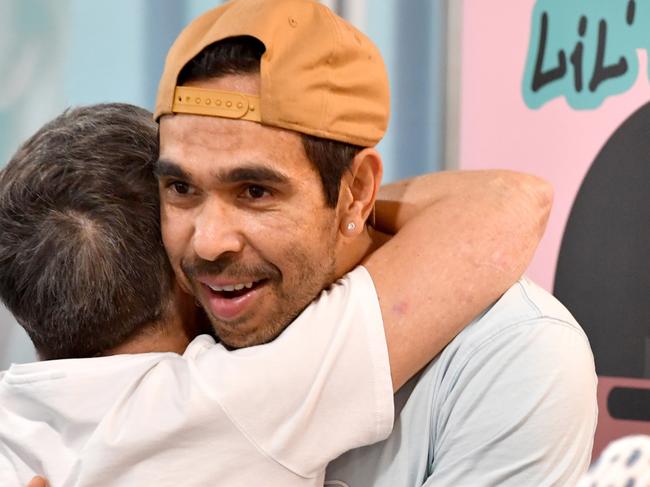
[338,148,383,236]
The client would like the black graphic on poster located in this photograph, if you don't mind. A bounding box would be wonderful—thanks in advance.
[555,102,650,386]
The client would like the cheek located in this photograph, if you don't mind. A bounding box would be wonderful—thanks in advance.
[160,206,191,266]
[283,211,338,264]
[237,212,308,264]
[242,207,301,240]
[161,216,195,295]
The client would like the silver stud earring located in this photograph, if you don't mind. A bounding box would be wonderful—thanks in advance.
[346,222,356,232]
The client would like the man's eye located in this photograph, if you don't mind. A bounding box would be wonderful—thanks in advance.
[170,181,191,195]
[246,185,268,199]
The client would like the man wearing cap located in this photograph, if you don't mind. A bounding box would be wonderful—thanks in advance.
[3,103,544,484]
[0,27,556,487]
[153,0,596,485]
[2,0,594,486]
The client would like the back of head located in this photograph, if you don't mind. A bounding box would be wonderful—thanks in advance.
[0,103,173,360]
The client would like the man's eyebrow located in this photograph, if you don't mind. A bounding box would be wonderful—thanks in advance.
[215,165,290,185]
[154,159,190,180]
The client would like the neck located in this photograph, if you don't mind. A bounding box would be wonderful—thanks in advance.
[106,322,192,355]
[106,287,202,356]
[334,225,390,278]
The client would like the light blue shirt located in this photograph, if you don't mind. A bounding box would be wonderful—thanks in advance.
[326,278,598,486]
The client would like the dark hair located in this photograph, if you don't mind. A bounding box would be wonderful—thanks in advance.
[177,36,361,208]
[0,103,173,360]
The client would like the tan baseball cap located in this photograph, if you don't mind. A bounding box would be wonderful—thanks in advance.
[154,0,390,147]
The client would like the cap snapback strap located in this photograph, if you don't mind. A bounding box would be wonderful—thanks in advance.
[172,86,261,122]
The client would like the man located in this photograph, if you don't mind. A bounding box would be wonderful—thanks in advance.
[0,98,548,487]
[3,0,592,485]
[152,0,597,485]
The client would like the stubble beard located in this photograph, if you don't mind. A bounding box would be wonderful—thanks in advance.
[183,235,339,349]
[218,242,338,349]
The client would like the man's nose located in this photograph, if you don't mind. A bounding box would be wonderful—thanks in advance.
[192,201,245,261]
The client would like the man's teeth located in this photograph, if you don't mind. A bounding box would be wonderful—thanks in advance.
[208,282,255,292]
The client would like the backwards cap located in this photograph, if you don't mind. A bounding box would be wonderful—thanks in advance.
[155,0,390,147]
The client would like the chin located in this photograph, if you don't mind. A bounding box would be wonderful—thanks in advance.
[215,322,286,350]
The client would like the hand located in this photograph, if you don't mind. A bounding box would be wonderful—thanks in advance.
[26,476,48,487]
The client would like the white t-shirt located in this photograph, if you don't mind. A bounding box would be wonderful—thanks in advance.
[0,266,393,487]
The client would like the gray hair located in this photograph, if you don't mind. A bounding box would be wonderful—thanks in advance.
[0,103,173,359]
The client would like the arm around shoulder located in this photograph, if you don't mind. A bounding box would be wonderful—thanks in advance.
[365,169,553,390]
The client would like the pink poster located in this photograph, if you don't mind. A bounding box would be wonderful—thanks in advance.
[459,0,650,456]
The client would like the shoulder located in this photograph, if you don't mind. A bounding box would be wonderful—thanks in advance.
[262,265,382,343]
[446,277,589,359]
[326,281,598,486]
[303,266,378,318]
[0,456,19,487]
[478,277,583,334]
[182,334,219,359]
[426,278,596,402]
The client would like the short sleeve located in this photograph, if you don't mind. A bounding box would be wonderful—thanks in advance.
[0,457,19,487]
[428,319,597,486]
[193,266,394,478]
[0,438,25,487]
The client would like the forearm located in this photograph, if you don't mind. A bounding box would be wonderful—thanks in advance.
[373,170,551,235]
[364,170,553,390]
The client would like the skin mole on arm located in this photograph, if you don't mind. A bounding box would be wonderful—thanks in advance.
[392,300,409,316]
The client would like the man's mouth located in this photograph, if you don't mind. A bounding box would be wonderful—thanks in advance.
[200,279,268,320]
[207,281,256,298]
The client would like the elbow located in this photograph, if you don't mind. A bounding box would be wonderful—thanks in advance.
[523,173,554,235]
[481,171,554,276]
[495,170,553,235]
